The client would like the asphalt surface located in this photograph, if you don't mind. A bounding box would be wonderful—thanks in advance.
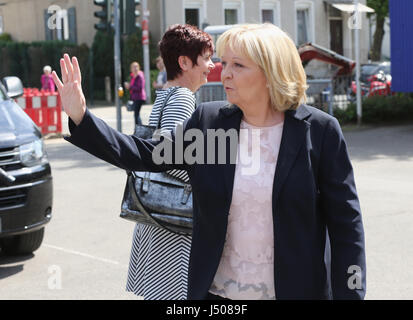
[0,104,412,299]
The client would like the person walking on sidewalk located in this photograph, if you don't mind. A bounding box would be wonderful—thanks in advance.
[152,56,167,90]
[124,62,146,126]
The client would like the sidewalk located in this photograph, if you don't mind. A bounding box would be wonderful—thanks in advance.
[58,102,153,138]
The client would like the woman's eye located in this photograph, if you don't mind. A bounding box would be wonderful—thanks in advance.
[235,63,243,68]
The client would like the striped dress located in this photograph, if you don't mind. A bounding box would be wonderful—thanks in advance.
[126,86,195,300]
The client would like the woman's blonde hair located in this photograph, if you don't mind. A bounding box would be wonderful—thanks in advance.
[216,23,308,111]
[130,61,140,71]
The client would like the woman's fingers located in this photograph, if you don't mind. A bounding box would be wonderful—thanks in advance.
[51,71,63,92]
[64,53,74,82]
[72,56,82,83]
[60,58,68,84]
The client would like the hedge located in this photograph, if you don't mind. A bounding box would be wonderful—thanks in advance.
[0,29,160,104]
[334,94,413,124]
[0,40,90,97]
[92,28,159,103]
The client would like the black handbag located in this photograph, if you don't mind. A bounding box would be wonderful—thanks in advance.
[126,100,134,112]
[120,87,193,235]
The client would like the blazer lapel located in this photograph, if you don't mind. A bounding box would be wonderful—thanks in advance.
[218,104,243,210]
[217,103,312,212]
[272,105,311,205]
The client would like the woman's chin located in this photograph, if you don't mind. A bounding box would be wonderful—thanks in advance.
[224,92,237,104]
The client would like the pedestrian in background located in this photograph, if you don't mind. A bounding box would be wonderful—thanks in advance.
[152,56,167,90]
[41,65,55,92]
[124,62,146,126]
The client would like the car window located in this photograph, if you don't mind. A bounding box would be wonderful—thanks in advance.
[0,85,7,102]
[0,101,37,135]
[381,65,391,74]
[361,65,380,75]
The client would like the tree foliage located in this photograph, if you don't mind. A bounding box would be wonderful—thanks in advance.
[367,0,389,61]
[367,0,389,19]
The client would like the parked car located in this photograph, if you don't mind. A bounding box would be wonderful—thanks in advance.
[349,62,392,99]
[0,76,53,255]
[359,62,391,84]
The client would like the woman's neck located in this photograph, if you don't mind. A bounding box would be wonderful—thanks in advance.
[165,75,197,93]
[240,104,284,127]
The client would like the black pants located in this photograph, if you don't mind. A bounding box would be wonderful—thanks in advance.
[205,292,231,300]
[133,100,145,126]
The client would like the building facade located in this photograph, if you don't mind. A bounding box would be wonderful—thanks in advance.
[0,0,96,46]
[149,0,373,62]
[0,0,374,63]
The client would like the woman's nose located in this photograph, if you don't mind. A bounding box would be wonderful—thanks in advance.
[221,66,231,80]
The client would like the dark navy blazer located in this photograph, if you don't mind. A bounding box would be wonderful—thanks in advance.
[64,101,366,300]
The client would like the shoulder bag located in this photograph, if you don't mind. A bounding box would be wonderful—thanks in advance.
[120,87,193,235]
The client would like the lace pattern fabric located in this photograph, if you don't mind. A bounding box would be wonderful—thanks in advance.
[209,119,284,300]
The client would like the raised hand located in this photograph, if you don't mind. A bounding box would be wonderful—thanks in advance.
[52,54,86,126]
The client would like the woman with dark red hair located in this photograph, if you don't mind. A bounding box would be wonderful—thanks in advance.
[124,24,214,300]
[53,24,214,300]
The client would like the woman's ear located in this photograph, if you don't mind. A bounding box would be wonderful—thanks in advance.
[178,56,193,71]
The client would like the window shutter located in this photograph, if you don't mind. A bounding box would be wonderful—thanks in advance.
[44,9,53,41]
[68,7,77,44]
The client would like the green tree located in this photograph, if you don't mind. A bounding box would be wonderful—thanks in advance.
[367,0,389,61]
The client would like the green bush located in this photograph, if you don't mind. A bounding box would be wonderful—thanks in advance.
[0,40,89,96]
[0,29,161,104]
[93,28,159,102]
[334,94,413,124]
[0,33,13,42]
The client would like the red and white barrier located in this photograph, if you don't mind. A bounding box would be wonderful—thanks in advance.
[15,88,62,135]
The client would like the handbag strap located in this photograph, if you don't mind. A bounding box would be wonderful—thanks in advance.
[155,86,179,129]
[127,171,187,235]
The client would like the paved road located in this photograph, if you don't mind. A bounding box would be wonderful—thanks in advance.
[0,105,412,299]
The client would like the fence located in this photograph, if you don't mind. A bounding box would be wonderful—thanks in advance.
[306,75,352,115]
[196,78,352,116]
[195,82,227,105]
[15,88,62,135]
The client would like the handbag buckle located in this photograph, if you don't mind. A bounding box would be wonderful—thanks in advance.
[181,184,192,204]
[142,172,150,193]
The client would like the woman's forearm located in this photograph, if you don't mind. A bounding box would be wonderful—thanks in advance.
[64,108,193,173]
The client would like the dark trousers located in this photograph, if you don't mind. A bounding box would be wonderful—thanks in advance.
[133,100,145,126]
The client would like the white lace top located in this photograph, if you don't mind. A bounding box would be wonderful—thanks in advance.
[209,119,284,300]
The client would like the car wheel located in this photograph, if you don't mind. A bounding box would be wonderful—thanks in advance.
[0,228,45,256]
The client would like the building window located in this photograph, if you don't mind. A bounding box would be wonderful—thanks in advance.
[0,16,3,34]
[260,0,280,26]
[224,1,243,25]
[225,9,238,24]
[185,8,199,27]
[184,1,206,29]
[297,9,309,44]
[295,1,314,45]
[262,9,273,23]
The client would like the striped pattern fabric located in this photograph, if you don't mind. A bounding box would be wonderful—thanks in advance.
[126,86,195,300]
[148,87,195,183]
